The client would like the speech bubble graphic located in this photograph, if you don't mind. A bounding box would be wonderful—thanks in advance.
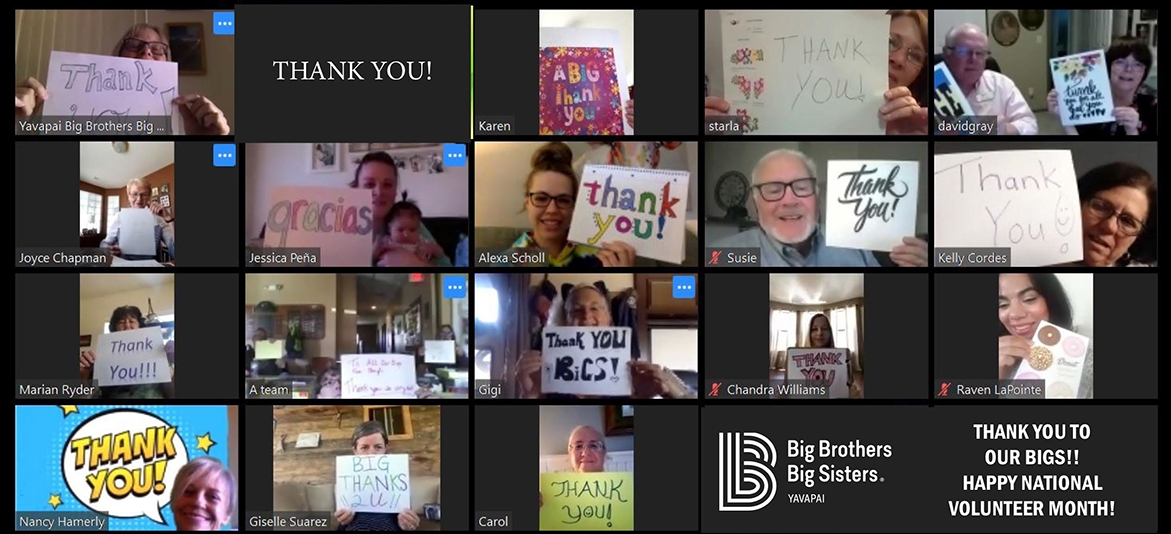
[61,408,188,525]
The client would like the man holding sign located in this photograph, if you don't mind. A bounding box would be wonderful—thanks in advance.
[333,421,420,531]
[539,425,634,530]
[940,24,1037,135]
[514,283,694,399]
[16,24,229,135]
[710,149,928,267]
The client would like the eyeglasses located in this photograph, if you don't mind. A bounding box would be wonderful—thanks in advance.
[129,193,151,199]
[889,37,927,66]
[121,38,169,59]
[753,178,817,202]
[570,441,605,454]
[527,192,574,210]
[945,45,992,61]
[1086,197,1145,236]
[1111,59,1147,72]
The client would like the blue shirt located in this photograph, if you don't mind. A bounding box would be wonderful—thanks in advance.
[710,225,879,267]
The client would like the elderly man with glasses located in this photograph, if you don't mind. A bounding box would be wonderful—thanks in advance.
[942,23,1037,135]
[100,177,175,261]
[710,149,928,267]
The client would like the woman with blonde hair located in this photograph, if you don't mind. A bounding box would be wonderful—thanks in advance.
[171,457,236,530]
[100,177,176,261]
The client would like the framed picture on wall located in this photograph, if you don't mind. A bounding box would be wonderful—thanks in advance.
[603,405,634,436]
[160,183,169,194]
[160,195,171,208]
[1140,10,1157,22]
[310,143,340,173]
[165,23,206,75]
[1136,23,1152,45]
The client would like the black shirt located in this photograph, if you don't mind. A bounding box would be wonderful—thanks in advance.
[1075,88,1157,136]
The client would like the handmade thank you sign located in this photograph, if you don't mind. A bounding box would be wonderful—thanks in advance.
[933,62,974,119]
[720,10,888,134]
[539,47,623,135]
[1050,50,1114,126]
[1014,320,1090,399]
[933,150,1083,267]
[542,326,632,396]
[786,347,848,398]
[95,326,169,386]
[826,160,919,251]
[43,51,179,124]
[263,186,375,266]
[567,165,690,264]
[335,454,411,513]
[340,354,418,399]
[540,472,634,530]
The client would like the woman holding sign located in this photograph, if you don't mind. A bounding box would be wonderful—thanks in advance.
[78,305,174,399]
[333,421,420,531]
[15,24,230,135]
[997,273,1092,398]
[1046,37,1158,136]
[101,178,175,262]
[508,143,638,267]
[514,282,694,399]
[353,152,451,267]
[806,314,861,398]
[704,10,930,135]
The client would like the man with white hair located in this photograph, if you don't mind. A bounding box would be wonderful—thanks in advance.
[942,23,1037,135]
[100,177,175,261]
[710,149,928,267]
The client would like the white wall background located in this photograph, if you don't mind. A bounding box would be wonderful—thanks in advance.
[474,142,698,229]
[244,143,469,239]
[538,405,634,456]
[539,10,634,86]
[1055,273,1094,338]
[934,10,987,53]
[15,10,235,128]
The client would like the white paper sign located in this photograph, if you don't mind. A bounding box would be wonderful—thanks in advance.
[786,347,848,398]
[542,327,632,396]
[720,10,888,134]
[826,160,919,251]
[95,326,169,386]
[340,354,417,399]
[566,165,690,264]
[254,340,282,360]
[262,186,375,267]
[1049,50,1115,126]
[42,51,179,125]
[1014,320,1090,399]
[117,208,158,257]
[933,62,974,119]
[424,340,456,364]
[335,454,411,513]
[933,150,1083,267]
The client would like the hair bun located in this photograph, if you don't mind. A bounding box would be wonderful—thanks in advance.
[533,142,573,168]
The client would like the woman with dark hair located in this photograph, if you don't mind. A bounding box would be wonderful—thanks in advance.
[705,10,929,135]
[333,421,421,531]
[1047,36,1158,136]
[1075,162,1157,266]
[506,142,637,267]
[16,23,230,134]
[997,273,1092,397]
[805,313,860,397]
[78,305,175,398]
[351,152,450,266]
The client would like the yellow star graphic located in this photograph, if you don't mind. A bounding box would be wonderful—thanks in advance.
[196,433,216,453]
[48,494,63,509]
[59,406,78,417]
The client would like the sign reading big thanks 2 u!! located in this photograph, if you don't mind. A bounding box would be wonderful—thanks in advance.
[567,165,690,264]
[263,186,375,266]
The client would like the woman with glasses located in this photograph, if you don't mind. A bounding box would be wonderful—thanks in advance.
[706,10,931,135]
[998,273,1092,398]
[1047,37,1158,136]
[100,178,176,262]
[1074,163,1157,267]
[332,421,421,531]
[507,142,638,267]
[538,425,612,509]
[15,23,230,135]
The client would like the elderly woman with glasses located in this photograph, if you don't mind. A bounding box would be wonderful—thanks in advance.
[539,425,611,508]
[706,10,931,135]
[100,177,175,261]
[1071,162,1157,267]
[1047,37,1158,137]
[15,23,229,135]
